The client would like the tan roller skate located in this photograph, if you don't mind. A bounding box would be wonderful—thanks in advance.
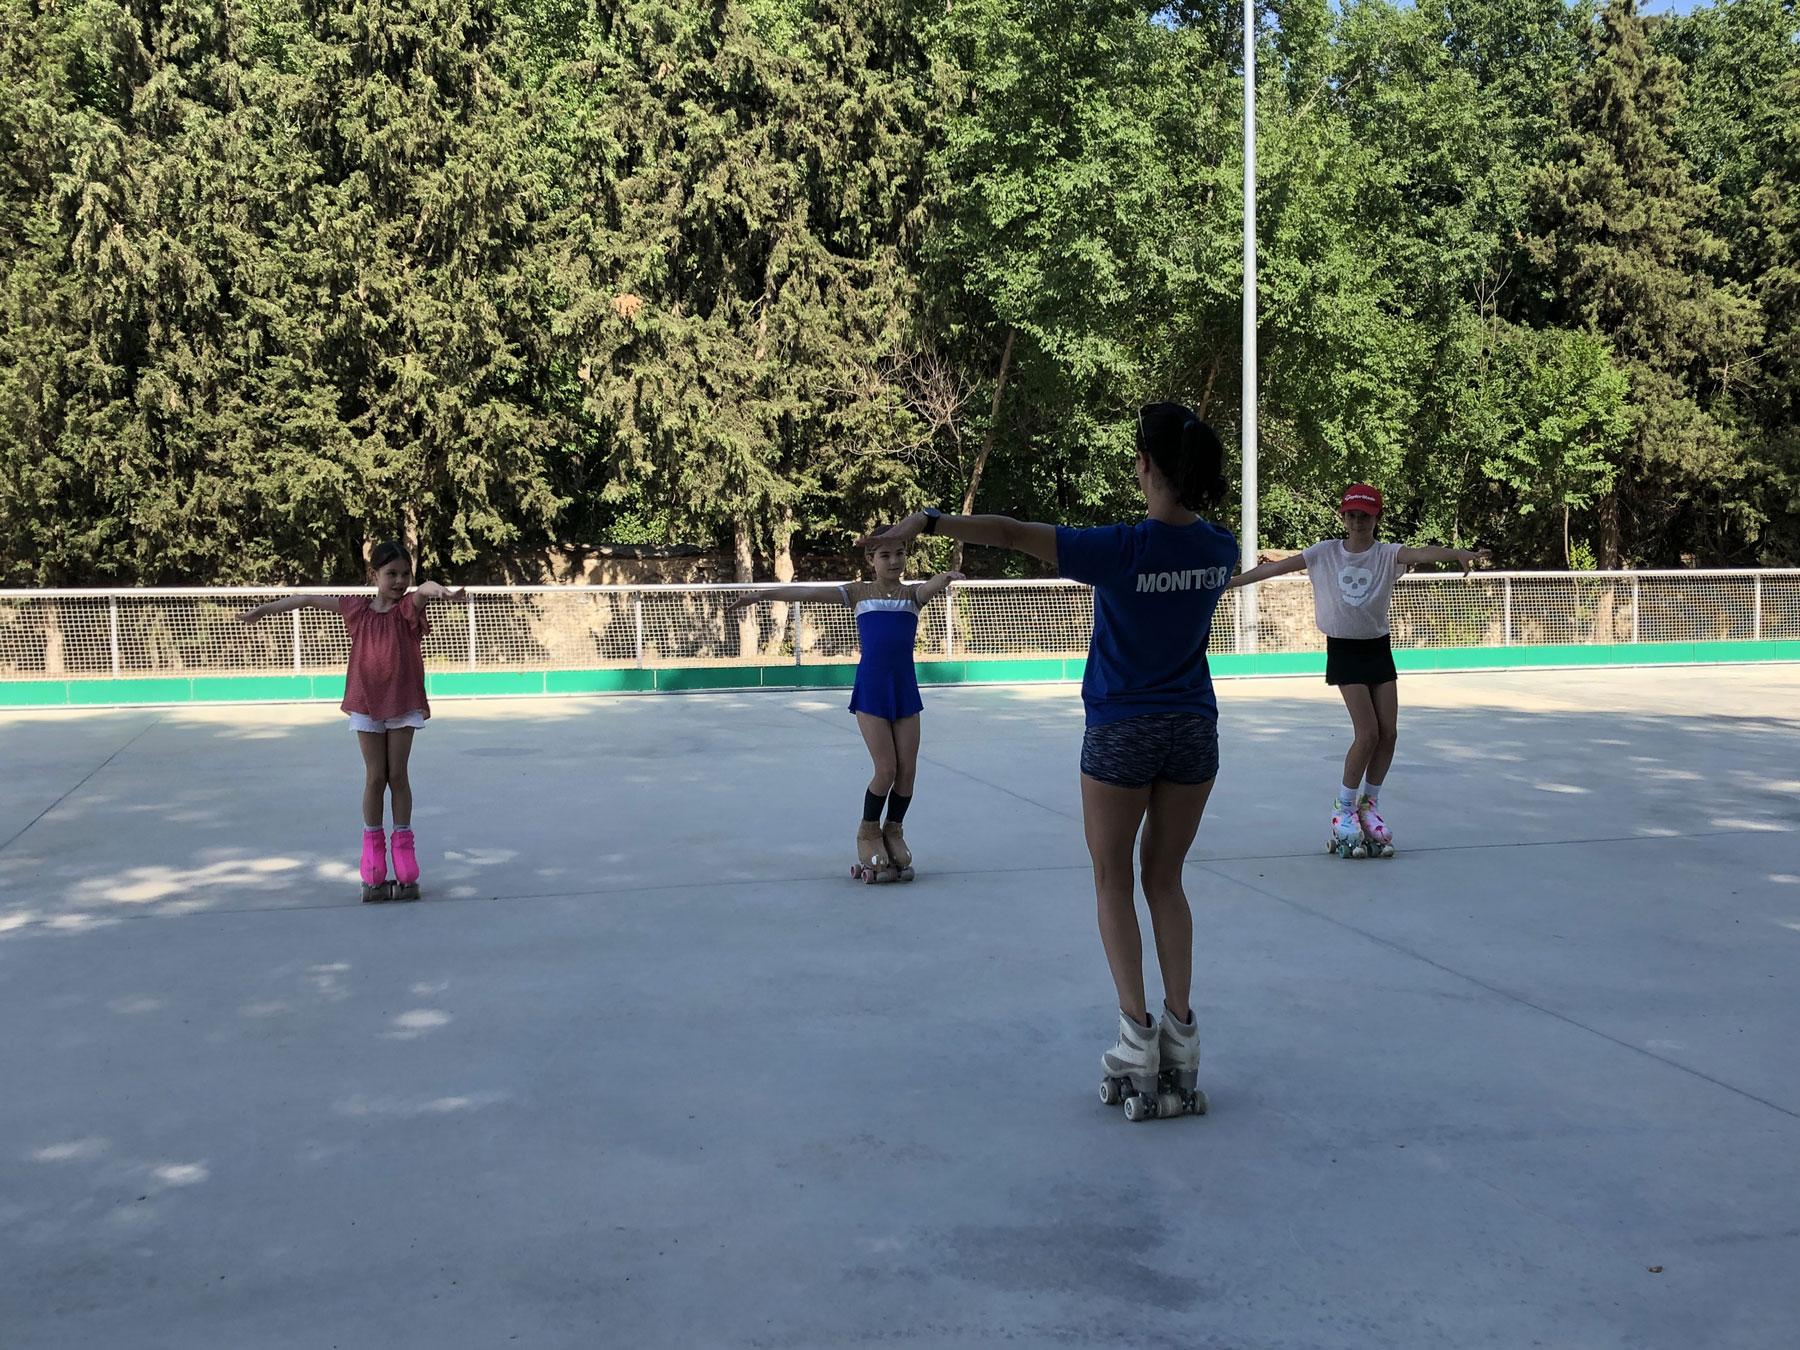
[851,820,897,884]
[880,821,915,883]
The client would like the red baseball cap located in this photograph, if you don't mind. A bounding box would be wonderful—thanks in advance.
[1340,483,1382,515]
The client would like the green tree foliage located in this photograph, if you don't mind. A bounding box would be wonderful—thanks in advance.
[0,0,1796,583]
[925,0,1239,535]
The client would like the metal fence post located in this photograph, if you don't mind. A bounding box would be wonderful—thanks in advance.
[634,595,645,669]
[1630,576,1640,644]
[1502,578,1512,646]
[109,597,121,676]
[793,601,804,666]
[467,595,478,669]
[292,607,302,671]
[944,586,955,656]
[1754,574,1763,642]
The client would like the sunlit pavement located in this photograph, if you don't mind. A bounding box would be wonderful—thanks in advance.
[3,665,1797,1348]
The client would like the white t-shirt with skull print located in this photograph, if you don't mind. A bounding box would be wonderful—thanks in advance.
[1301,539,1404,639]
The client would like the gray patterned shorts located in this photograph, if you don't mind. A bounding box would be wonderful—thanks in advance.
[1080,712,1220,789]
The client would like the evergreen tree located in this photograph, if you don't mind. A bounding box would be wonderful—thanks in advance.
[1526,0,1761,564]
[1748,70,1800,559]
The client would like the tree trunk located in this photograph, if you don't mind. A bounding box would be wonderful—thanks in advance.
[766,508,797,658]
[1196,354,1222,420]
[734,518,757,659]
[952,327,1016,572]
[1597,491,1622,570]
[1563,505,1572,569]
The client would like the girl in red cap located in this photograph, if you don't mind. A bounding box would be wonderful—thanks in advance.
[1227,486,1488,857]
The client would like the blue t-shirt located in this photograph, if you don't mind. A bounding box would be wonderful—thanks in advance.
[1056,518,1237,726]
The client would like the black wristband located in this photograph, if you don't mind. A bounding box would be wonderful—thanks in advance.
[923,506,943,535]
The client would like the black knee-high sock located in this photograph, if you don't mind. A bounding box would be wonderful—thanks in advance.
[863,790,885,823]
[885,791,911,824]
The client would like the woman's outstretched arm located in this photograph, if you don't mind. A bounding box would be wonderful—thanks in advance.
[865,513,1058,566]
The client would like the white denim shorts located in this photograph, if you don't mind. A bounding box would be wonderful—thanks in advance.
[348,709,426,734]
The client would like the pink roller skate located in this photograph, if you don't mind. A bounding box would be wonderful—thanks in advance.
[360,827,393,902]
[1356,797,1395,858]
[391,828,422,901]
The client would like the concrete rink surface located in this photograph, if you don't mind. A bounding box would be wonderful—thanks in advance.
[1,665,1797,1349]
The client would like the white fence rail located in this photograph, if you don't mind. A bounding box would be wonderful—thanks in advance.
[0,571,1793,680]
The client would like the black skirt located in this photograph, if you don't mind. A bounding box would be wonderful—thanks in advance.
[1325,634,1398,687]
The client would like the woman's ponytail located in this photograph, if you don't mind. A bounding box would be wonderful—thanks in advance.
[1138,403,1227,511]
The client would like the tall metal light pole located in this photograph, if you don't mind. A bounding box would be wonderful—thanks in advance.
[1240,0,1259,654]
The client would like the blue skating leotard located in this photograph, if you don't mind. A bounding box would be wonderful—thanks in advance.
[845,585,924,721]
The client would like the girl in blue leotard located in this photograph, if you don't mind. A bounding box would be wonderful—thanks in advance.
[728,535,961,880]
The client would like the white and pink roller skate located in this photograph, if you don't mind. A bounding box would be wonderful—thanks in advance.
[1329,799,1368,860]
[391,827,422,900]
[1356,796,1395,858]
[359,827,393,902]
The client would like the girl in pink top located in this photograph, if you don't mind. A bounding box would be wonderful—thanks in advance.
[240,541,466,901]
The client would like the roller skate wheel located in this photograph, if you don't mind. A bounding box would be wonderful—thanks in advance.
[395,883,420,902]
[1158,1088,1205,1117]
[1122,1094,1156,1122]
[1099,1078,1123,1107]
[898,866,915,882]
[1351,843,1367,859]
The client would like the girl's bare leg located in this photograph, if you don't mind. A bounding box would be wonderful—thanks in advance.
[1138,777,1215,1023]
[890,715,920,796]
[358,732,389,827]
[1365,681,1399,786]
[1081,774,1154,1023]
[855,713,899,796]
[1338,684,1380,790]
[385,727,416,828]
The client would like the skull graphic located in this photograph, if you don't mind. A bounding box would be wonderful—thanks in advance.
[1337,565,1375,607]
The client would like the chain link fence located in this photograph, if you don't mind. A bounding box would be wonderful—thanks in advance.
[0,573,1791,680]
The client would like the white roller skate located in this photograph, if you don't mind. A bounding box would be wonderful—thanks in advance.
[1328,799,1368,860]
[1356,796,1395,859]
[851,820,898,884]
[880,821,915,883]
[1098,1011,1161,1122]
[1156,1009,1208,1118]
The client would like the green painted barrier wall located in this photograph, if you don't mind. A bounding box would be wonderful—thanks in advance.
[3,640,1797,708]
